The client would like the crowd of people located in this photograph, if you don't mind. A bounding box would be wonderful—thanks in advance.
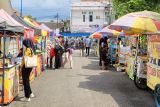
[20,36,110,102]
[46,36,94,69]
[47,36,74,69]
[46,36,111,71]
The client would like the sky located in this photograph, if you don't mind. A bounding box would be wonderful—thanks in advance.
[11,0,79,21]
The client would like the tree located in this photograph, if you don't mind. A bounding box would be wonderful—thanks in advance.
[112,0,160,19]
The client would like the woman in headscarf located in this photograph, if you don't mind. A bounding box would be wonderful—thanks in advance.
[20,38,35,102]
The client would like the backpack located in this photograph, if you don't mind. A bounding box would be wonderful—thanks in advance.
[50,48,55,57]
[79,41,85,48]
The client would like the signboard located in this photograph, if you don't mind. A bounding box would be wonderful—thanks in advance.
[147,64,160,90]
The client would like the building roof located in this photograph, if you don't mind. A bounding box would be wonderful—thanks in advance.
[40,22,64,30]
[71,1,108,7]
[0,0,14,15]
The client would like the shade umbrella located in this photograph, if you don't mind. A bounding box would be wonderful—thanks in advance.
[110,11,160,34]
[99,27,120,37]
[89,32,102,39]
[127,10,160,20]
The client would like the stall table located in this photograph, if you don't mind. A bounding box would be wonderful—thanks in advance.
[0,64,19,104]
[126,55,136,80]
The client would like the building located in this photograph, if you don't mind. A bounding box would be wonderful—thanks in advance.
[70,0,114,33]
[0,0,14,15]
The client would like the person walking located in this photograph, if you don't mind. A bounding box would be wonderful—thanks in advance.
[85,37,91,56]
[20,39,35,102]
[49,46,55,69]
[46,41,52,68]
[99,38,104,66]
[100,37,109,70]
[54,36,64,69]
[79,38,85,57]
[101,44,109,70]
[63,40,73,69]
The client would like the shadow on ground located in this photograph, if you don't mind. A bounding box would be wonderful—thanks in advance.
[78,70,155,107]
[80,54,155,107]
[82,60,100,70]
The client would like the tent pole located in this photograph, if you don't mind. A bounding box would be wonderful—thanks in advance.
[20,0,23,17]
[2,30,6,106]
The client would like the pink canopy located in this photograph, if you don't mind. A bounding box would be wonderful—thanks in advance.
[0,9,24,32]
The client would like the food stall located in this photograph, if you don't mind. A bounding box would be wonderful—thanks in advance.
[0,9,24,105]
[147,34,160,107]
[108,38,117,65]
[116,36,131,72]
[124,35,148,89]
[133,35,148,89]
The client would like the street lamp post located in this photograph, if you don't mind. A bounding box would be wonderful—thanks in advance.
[20,0,22,17]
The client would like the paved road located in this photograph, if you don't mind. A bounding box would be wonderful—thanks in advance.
[9,51,155,107]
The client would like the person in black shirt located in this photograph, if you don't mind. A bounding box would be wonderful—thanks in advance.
[54,36,64,69]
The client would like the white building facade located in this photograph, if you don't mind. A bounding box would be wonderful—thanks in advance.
[70,1,114,33]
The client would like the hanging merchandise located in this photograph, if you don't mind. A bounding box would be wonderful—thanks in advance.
[41,30,48,37]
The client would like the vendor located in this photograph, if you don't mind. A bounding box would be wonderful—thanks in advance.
[7,52,13,59]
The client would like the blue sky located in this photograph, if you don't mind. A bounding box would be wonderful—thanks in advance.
[11,0,78,21]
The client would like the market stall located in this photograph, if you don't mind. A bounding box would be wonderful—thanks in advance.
[116,36,131,72]
[0,9,24,105]
[40,24,54,70]
[89,32,102,56]
[147,34,160,107]
[110,10,160,90]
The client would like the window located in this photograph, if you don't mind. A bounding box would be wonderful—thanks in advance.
[82,11,86,14]
[89,11,93,14]
[89,15,93,22]
[96,16,100,19]
[83,15,85,22]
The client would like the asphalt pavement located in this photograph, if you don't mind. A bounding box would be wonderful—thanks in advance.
[9,50,156,107]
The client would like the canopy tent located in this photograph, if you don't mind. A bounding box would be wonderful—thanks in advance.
[24,17,49,37]
[0,9,24,105]
[40,24,54,36]
[40,24,54,37]
[23,16,47,43]
[0,9,23,33]
[40,24,53,32]
[12,13,42,37]
[60,32,90,37]
[23,16,42,29]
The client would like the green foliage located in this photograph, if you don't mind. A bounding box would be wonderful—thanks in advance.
[112,0,160,19]
[27,15,37,21]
